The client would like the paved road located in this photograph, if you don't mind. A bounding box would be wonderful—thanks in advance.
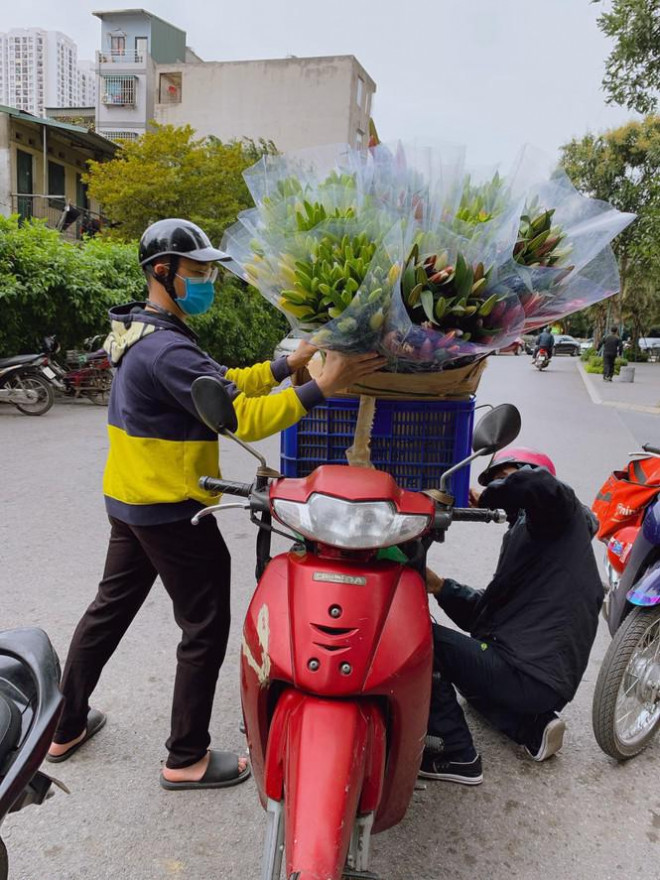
[1,356,659,880]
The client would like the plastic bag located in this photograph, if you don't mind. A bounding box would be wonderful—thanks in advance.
[220,141,635,371]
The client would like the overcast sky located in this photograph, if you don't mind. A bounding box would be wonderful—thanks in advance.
[7,0,635,167]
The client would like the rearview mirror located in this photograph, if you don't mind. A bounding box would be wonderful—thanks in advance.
[472,404,521,456]
[191,376,238,434]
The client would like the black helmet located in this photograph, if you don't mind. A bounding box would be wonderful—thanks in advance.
[139,218,230,266]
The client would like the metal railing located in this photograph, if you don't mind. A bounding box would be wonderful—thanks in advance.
[10,195,106,240]
[96,50,145,64]
[101,74,137,106]
[98,129,141,144]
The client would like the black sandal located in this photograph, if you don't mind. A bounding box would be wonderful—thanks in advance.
[46,709,107,763]
[159,750,251,791]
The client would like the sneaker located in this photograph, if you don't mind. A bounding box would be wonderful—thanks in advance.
[418,751,483,785]
[524,716,566,761]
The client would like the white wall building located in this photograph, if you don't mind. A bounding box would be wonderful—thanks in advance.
[0,28,97,117]
[154,56,375,153]
[77,59,97,108]
[93,10,376,151]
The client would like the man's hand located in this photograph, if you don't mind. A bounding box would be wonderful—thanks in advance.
[316,351,387,397]
[469,488,482,508]
[286,339,318,372]
[426,568,445,595]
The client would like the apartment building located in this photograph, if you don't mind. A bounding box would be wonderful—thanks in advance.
[0,28,94,117]
[93,9,376,152]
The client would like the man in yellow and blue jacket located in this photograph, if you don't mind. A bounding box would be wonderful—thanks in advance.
[48,218,384,789]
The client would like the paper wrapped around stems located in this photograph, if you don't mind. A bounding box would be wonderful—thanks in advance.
[299,355,487,401]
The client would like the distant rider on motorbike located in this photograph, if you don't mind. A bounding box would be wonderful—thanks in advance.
[532,327,555,361]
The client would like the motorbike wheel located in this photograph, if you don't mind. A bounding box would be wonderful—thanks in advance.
[592,606,660,760]
[2,373,54,416]
[85,371,112,406]
[0,836,8,880]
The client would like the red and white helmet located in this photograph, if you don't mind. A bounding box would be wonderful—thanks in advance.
[478,446,557,486]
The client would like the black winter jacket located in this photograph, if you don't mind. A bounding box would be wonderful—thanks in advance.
[436,468,603,702]
[601,334,622,358]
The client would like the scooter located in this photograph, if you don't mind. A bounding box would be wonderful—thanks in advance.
[0,351,57,416]
[43,336,113,406]
[0,628,65,879]
[191,376,519,880]
[592,444,660,759]
[533,348,550,371]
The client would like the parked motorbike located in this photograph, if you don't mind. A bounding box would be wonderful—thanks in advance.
[191,376,519,880]
[592,444,660,759]
[533,348,550,371]
[44,335,113,406]
[0,347,57,416]
[0,628,65,879]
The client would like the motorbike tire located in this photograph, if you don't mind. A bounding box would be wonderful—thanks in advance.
[1,373,54,416]
[0,836,8,880]
[592,606,660,760]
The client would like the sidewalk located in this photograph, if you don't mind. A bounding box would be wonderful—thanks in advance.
[577,359,660,414]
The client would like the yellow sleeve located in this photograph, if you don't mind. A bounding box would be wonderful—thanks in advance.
[225,361,279,398]
[233,386,307,442]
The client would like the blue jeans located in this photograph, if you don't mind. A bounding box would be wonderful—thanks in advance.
[429,625,565,755]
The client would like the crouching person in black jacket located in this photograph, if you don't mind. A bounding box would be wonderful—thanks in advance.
[420,448,603,785]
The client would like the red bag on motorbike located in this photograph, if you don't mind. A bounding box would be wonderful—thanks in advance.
[592,457,660,541]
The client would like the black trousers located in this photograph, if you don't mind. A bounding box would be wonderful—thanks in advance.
[54,515,231,769]
[603,354,616,380]
[429,625,565,756]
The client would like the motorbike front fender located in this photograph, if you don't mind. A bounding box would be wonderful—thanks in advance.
[608,532,658,635]
[264,690,385,880]
[627,558,660,608]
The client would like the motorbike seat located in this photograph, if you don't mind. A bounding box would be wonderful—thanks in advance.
[0,693,22,770]
[0,355,40,369]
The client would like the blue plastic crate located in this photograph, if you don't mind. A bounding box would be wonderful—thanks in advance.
[281,397,475,506]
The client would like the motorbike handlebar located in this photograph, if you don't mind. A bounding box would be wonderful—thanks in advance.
[199,477,252,498]
[643,443,660,455]
[451,507,507,524]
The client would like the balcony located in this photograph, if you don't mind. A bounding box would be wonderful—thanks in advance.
[11,195,106,241]
[96,50,145,67]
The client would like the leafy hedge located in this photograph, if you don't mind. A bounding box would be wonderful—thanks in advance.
[584,354,628,375]
[0,217,287,365]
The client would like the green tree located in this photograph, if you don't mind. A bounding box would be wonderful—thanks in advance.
[85,124,276,243]
[560,117,660,347]
[0,216,287,364]
[595,0,660,114]
[0,216,143,354]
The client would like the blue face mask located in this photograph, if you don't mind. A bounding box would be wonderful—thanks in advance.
[175,275,216,316]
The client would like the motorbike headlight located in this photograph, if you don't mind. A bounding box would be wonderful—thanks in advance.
[272,493,431,550]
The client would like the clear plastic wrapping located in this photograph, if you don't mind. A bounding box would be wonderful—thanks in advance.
[221,141,635,371]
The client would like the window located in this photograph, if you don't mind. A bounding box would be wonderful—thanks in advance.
[158,72,182,104]
[110,35,126,56]
[101,75,137,105]
[356,129,365,149]
[99,129,140,143]
[356,76,365,109]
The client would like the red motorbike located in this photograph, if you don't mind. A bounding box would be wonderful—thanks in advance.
[45,335,113,405]
[533,347,550,371]
[192,377,518,880]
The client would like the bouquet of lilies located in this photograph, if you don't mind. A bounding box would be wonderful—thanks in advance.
[221,140,634,372]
